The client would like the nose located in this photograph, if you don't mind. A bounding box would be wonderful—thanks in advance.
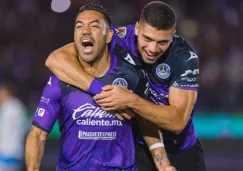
[147,42,158,54]
[82,25,91,35]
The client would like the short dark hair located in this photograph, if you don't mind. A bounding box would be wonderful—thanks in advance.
[140,1,176,30]
[77,3,111,28]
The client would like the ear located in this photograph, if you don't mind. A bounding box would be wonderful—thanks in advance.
[170,29,176,43]
[135,22,139,36]
[106,29,113,44]
[172,29,176,36]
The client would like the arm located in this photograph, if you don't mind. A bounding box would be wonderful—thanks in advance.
[94,86,196,134]
[25,75,61,170]
[136,115,170,169]
[45,43,94,91]
[94,50,199,134]
[25,126,48,171]
[127,87,196,134]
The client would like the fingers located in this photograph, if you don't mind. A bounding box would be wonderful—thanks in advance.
[101,85,114,91]
[119,112,132,120]
[93,91,110,101]
[114,114,124,120]
[110,111,134,120]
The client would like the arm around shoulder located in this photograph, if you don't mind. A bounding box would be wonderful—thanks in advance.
[45,43,94,91]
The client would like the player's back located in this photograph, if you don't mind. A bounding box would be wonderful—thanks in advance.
[33,48,148,171]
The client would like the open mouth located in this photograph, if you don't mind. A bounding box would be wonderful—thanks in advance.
[82,39,94,53]
[144,50,158,59]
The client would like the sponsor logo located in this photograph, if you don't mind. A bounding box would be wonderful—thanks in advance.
[37,108,45,117]
[181,77,197,82]
[72,103,115,120]
[112,78,128,88]
[78,131,116,140]
[47,76,52,85]
[185,51,198,62]
[172,81,179,87]
[115,27,127,38]
[156,63,170,79]
[76,118,122,126]
[149,87,168,105]
[72,103,123,126]
[124,53,136,65]
[41,96,50,104]
[180,69,199,77]
[179,83,199,88]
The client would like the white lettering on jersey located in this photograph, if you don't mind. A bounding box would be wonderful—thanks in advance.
[124,53,136,65]
[180,69,199,77]
[78,131,117,140]
[185,51,198,62]
[72,103,115,120]
[47,76,52,85]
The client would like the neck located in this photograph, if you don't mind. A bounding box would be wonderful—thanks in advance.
[79,46,111,77]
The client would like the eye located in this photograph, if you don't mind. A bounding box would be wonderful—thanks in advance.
[76,25,83,29]
[159,42,169,46]
[144,36,151,42]
[91,25,100,28]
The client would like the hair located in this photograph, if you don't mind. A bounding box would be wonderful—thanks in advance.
[140,1,176,30]
[77,3,111,28]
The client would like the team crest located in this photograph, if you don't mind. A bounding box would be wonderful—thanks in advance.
[156,63,170,79]
[115,27,127,38]
[112,78,128,88]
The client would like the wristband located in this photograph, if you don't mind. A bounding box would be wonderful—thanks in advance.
[88,78,105,95]
[149,143,164,151]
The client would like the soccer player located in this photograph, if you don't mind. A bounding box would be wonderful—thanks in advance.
[25,4,172,171]
[45,1,205,171]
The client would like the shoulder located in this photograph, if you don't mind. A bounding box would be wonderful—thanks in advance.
[167,36,198,67]
[42,75,63,100]
[112,24,135,39]
[170,36,198,58]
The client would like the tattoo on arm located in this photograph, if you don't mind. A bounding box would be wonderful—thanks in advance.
[154,153,163,163]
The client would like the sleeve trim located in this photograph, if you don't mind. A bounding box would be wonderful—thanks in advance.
[32,121,50,133]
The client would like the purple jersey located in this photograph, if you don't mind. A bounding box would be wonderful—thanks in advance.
[32,49,149,171]
[111,24,199,152]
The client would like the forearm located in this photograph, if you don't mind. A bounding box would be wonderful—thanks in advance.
[136,116,170,169]
[45,50,94,91]
[129,94,183,134]
[25,134,46,171]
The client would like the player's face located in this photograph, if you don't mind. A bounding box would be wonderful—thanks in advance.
[74,10,112,63]
[135,22,176,64]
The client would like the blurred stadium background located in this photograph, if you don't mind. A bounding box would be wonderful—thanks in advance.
[0,0,242,170]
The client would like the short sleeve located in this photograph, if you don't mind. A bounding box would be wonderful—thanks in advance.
[170,50,199,91]
[32,75,62,132]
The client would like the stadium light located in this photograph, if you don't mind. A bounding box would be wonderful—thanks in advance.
[51,0,71,13]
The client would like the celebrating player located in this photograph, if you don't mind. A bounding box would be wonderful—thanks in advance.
[46,1,205,171]
[25,4,172,171]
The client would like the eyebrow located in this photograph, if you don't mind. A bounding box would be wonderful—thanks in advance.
[75,20,101,25]
[142,34,170,44]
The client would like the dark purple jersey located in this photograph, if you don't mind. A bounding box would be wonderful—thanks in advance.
[111,25,199,152]
[32,49,149,171]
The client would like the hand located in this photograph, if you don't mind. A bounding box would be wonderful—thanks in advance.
[93,85,134,111]
[111,109,135,120]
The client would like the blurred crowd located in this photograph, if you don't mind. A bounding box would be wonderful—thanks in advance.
[0,0,242,115]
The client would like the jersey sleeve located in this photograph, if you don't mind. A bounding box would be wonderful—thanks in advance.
[134,69,150,99]
[170,50,199,91]
[32,75,62,133]
[111,26,128,49]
